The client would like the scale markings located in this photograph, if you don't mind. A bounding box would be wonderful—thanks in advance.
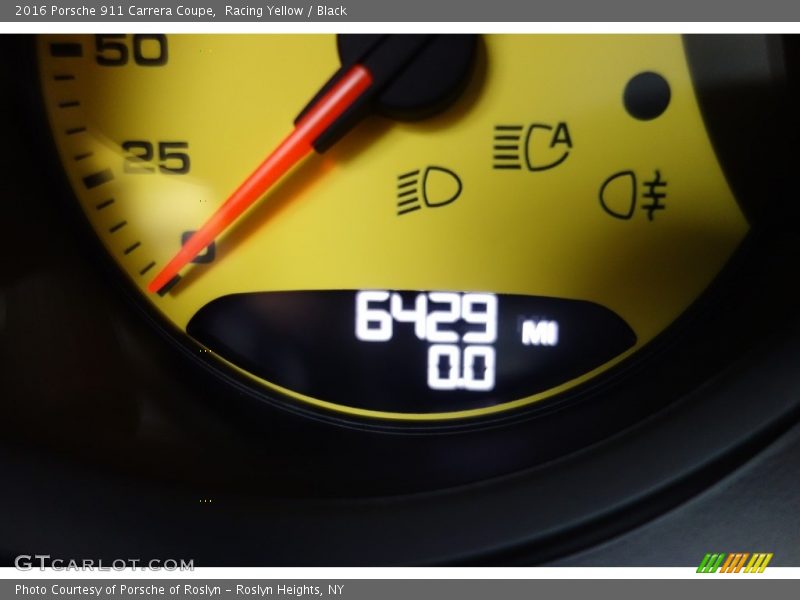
[109,220,127,233]
[156,275,182,296]
[124,241,141,255]
[83,169,114,189]
[49,43,83,58]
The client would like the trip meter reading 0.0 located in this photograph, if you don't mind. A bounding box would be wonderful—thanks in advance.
[38,34,748,420]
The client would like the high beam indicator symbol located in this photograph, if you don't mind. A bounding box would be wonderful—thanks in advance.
[396,166,463,216]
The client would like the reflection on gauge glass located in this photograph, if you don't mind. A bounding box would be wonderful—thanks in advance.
[37,34,748,420]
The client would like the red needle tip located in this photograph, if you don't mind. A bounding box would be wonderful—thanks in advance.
[147,64,374,294]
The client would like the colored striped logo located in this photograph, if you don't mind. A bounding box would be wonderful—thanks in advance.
[697,553,773,573]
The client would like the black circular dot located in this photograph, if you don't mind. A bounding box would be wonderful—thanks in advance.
[623,71,671,120]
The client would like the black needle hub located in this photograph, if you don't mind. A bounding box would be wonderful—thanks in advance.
[296,34,479,152]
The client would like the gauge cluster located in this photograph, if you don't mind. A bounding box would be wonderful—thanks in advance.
[1,34,799,565]
[37,34,748,420]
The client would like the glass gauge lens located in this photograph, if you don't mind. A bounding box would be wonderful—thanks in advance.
[38,34,748,420]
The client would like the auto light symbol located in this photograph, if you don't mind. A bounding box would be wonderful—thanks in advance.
[396,166,463,216]
[493,122,572,171]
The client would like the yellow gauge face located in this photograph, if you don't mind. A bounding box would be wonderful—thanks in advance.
[38,34,747,421]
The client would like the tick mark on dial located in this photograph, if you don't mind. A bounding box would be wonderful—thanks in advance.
[123,241,141,255]
[49,42,82,58]
[156,275,181,296]
[83,169,114,189]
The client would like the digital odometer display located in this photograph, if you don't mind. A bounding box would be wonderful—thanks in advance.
[189,290,635,413]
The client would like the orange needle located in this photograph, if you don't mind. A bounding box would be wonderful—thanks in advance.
[147,64,374,294]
